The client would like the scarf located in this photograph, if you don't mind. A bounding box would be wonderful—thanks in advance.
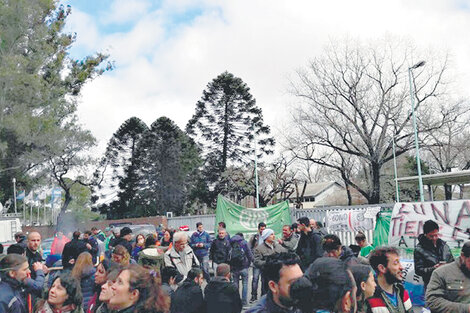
[36,302,76,313]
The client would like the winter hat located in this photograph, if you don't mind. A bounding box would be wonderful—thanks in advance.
[261,228,274,241]
[120,227,132,237]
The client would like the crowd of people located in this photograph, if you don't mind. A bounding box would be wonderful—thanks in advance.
[0,218,469,313]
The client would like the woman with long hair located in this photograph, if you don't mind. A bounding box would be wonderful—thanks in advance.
[350,264,377,313]
[87,259,112,313]
[159,230,173,250]
[35,274,83,313]
[112,245,132,266]
[110,264,170,313]
[71,252,96,311]
[94,270,120,313]
[131,234,145,261]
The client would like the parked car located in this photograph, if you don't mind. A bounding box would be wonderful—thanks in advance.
[41,237,54,259]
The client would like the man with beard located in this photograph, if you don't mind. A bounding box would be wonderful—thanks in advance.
[426,241,470,313]
[296,217,324,270]
[246,253,303,313]
[367,247,412,313]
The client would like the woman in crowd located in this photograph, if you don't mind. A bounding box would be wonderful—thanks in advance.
[87,259,112,313]
[35,274,83,313]
[0,254,30,313]
[138,235,164,271]
[112,245,132,266]
[350,264,377,313]
[94,270,120,313]
[159,229,173,250]
[131,234,145,261]
[71,252,96,311]
[109,264,170,313]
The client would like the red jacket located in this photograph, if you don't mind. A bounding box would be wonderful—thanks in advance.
[51,235,70,255]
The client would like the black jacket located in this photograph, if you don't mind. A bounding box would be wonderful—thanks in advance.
[62,238,87,269]
[414,234,454,285]
[0,274,27,313]
[26,248,43,279]
[114,238,133,255]
[170,280,205,313]
[296,230,323,270]
[210,236,231,264]
[205,276,242,313]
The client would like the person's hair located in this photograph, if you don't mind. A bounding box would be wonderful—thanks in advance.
[0,254,27,273]
[112,245,131,265]
[72,231,81,240]
[39,274,83,309]
[350,264,373,298]
[135,234,145,246]
[317,221,324,228]
[0,243,3,254]
[218,221,226,228]
[322,234,342,252]
[187,267,203,281]
[369,246,399,273]
[71,252,93,279]
[282,224,291,229]
[173,231,188,244]
[262,252,300,284]
[145,235,157,248]
[84,230,92,236]
[290,223,298,230]
[161,267,179,284]
[91,227,98,231]
[297,217,310,227]
[462,241,470,257]
[7,243,25,255]
[218,228,226,233]
[196,222,202,228]
[235,232,244,238]
[355,232,366,242]
[423,220,439,234]
[258,222,266,229]
[118,264,170,312]
[107,269,120,282]
[216,263,230,277]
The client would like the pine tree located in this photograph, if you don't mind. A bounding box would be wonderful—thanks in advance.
[186,71,274,205]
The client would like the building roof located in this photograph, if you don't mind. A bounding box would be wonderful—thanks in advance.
[303,181,342,197]
[396,170,470,186]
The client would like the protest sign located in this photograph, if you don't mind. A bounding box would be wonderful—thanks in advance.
[326,209,374,232]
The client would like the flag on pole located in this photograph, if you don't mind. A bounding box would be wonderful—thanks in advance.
[50,187,62,203]
[16,190,25,200]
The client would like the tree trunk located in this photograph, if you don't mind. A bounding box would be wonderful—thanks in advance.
[460,184,464,199]
[444,183,452,200]
[370,162,381,204]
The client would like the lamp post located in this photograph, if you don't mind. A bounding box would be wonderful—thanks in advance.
[392,137,400,202]
[408,61,426,202]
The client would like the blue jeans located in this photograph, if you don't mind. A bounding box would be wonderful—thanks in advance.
[197,255,210,281]
[251,267,261,297]
[232,268,249,304]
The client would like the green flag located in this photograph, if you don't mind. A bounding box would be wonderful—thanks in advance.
[215,195,291,237]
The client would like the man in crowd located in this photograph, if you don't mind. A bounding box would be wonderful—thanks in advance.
[62,230,87,269]
[0,254,31,312]
[247,253,303,313]
[14,232,27,249]
[367,247,412,313]
[164,231,200,278]
[170,267,206,313]
[296,217,324,270]
[205,263,242,313]
[278,224,299,253]
[161,267,181,297]
[355,231,374,258]
[249,222,266,302]
[229,232,253,306]
[426,241,470,313]
[190,222,212,280]
[316,221,328,237]
[25,232,46,279]
[414,219,454,287]
[210,227,231,271]
[114,226,133,254]
[254,228,287,297]
[218,221,230,239]
[91,226,106,242]
[83,230,99,264]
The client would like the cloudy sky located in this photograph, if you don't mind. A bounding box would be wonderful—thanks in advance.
[62,0,470,154]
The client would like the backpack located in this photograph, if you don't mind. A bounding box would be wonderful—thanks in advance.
[229,241,246,268]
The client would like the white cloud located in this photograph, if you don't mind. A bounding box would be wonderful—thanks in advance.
[102,0,152,24]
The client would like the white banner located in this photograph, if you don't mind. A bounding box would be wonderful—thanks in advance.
[326,209,374,232]
[389,200,470,249]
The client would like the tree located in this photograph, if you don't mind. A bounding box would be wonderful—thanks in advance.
[287,39,451,203]
[0,1,110,206]
[186,71,274,205]
[95,117,148,217]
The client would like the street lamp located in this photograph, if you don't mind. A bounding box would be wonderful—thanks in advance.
[408,60,426,202]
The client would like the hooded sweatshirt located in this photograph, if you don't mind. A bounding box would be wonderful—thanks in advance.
[205,276,242,313]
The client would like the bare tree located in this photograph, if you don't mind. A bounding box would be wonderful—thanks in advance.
[287,39,451,203]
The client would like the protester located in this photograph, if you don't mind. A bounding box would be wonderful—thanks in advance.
[278,224,299,253]
[296,217,324,270]
[15,232,27,249]
[367,247,412,313]
[205,263,242,313]
[316,222,328,237]
[170,267,206,313]
[26,232,46,279]
[71,252,96,311]
[35,274,83,313]
[218,221,230,239]
[131,234,145,261]
[210,228,231,271]
[190,222,212,280]
[247,253,303,313]
[322,234,357,265]
[109,264,170,313]
[87,259,112,313]
[84,230,100,265]
[91,269,120,313]
[253,228,287,297]
[91,227,106,242]
[426,241,470,313]
[249,222,266,303]
[0,254,30,313]
[161,267,181,297]
[62,231,88,269]
[138,235,164,271]
[414,219,454,287]
[104,228,115,252]
[160,229,173,249]
[350,264,377,313]
[114,227,133,255]
[51,231,70,256]
[7,243,25,255]
[290,223,299,234]
[164,231,200,278]
[112,245,132,267]
[309,218,317,230]
[229,232,253,306]
[355,232,374,258]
